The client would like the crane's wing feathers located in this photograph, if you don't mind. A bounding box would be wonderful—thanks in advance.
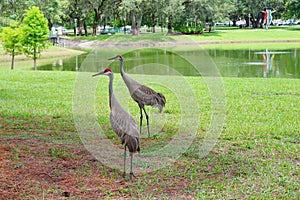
[131,85,166,112]
[137,85,157,95]
[122,74,166,112]
[110,107,140,153]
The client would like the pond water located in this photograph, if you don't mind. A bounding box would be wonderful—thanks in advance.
[38,48,300,78]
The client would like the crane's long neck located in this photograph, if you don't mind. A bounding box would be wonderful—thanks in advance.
[119,58,137,90]
[108,73,114,109]
[119,59,125,77]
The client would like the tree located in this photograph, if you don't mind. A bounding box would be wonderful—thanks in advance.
[33,0,63,29]
[120,0,146,36]
[285,0,300,19]
[163,0,185,34]
[89,0,110,36]
[67,0,94,36]
[0,0,64,29]
[1,0,297,39]
[0,21,23,70]
[0,0,27,20]
[21,6,49,70]
[224,0,285,28]
[143,0,167,33]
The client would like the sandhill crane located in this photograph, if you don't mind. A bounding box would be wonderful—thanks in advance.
[108,55,166,138]
[92,68,140,180]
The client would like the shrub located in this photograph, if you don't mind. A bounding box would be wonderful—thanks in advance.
[174,24,204,34]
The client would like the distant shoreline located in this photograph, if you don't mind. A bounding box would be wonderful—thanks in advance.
[61,37,300,50]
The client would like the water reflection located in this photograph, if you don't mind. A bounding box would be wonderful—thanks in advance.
[38,53,89,71]
[261,49,276,77]
[244,49,279,78]
[38,48,300,79]
[249,49,292,78]
[210,48,299,78]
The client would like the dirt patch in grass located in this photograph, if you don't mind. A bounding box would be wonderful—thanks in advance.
[0,137,132,199]
[0,129,203,199]
[0,134,196,199]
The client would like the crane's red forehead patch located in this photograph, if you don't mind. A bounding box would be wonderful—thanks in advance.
[104,68,112,72]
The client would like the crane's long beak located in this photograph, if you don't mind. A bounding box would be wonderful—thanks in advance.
[92,72,104,77]
[108,56,118,60]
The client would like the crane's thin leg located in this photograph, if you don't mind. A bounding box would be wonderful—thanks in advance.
[129,152,135,180]
[123,147,126,179]
[143,107,150,137]
[139,107,143,135]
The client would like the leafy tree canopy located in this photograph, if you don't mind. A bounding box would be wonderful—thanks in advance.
[21,6,49,70]
[0,0,299,37]
[0,20,23,69]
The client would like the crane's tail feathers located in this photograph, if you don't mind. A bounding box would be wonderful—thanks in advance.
[154,93,166,113]
[125,135,140,153]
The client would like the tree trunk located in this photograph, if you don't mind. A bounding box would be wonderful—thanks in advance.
[131,12,143,36]
[78,18,82,36]
[232,20,237,26]
[151,12,155,33]
[74,18,78,36]
[93,10,100,36]
[34,59,37,70]
[11,53,14,70]
[130,11,138,36]
[123,19,127,34]
[83,21,88,36]
[167,22,172,34]
[137,14,143,34]
[167,16,173,34]
[167,23,172,34]
[47,19,53,30]
[34,49,37,70]
[130,0,145,36]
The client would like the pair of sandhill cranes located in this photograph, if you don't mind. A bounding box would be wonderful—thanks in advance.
[92,55,166,180]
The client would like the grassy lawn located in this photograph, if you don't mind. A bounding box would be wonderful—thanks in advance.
[72,25,300,42]
[189,26,300,41]
[72,26,300,50]
[0,46,86,70]
[0,28,300,199]
[1,70,299,199]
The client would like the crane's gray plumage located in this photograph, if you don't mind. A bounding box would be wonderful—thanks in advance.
[92,68,140,180]
[109,55,166,137]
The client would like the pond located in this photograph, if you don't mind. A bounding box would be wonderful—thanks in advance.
[38,47,300,78]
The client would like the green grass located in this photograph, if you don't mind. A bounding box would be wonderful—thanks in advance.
[200,42,300,50]
[74,31,173,42]
[1,27,300,199]
[1,70,299,199]
[0,45,86,70]
[70,26,300,51]
[189,26,300,41]
[71,26,300,43]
